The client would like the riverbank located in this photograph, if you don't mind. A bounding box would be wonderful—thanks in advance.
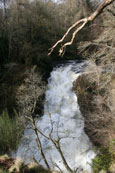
[74,65,115,147]
[0,64,49,155]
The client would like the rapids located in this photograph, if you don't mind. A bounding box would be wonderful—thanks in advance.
[16,61,96,173]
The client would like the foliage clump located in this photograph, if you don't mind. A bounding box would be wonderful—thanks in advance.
[92,140,115,172]
[0,109,24,154]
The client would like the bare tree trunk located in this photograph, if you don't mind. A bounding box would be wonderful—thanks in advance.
[31,117,50,170]
[3,0,6,19]
[50,138,73,173]
[27,101,50,170]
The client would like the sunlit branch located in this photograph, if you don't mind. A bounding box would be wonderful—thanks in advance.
[48,0,114,56]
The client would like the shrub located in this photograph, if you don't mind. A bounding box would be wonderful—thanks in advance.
[0,109,24,154]
[92,140,115,172]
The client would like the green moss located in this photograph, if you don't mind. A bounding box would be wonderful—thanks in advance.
[0,168,8,173]
[92,140,115,173]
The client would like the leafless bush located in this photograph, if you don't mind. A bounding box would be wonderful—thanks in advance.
[75,61,115,147]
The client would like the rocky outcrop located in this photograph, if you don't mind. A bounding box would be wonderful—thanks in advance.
[74,71,115,147]
[0,155,58,173]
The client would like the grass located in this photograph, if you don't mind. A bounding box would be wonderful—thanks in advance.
[92,140,115,172]
[0,109,25,154]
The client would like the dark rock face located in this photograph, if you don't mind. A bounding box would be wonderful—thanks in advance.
[74,73,115,147]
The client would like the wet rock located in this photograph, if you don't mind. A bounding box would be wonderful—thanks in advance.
[0,155,55,173]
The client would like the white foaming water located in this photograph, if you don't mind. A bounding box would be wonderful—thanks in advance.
[16,62,96,173]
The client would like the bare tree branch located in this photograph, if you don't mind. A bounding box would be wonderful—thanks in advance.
[29,116,50,170]
[48,0,115,56]
[89,42,115,50]
[26,100,74,172]
[25,100,50,170]
[37,128,50,140]
[53,161,63,173]
[47,113,73,173]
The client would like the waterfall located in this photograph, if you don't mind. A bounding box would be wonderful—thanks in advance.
[16,61,96,173]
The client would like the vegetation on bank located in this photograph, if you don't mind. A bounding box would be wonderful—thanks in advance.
[74,2,115,169]
[0,0,115,172]
[0,0,99,67]
[0,109,24,154]
[0,0,96,116]
[74,62,115,146]
[92,140,115,172]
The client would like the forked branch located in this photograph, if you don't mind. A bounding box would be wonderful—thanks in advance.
[27,101,74,172]
[48,0,114,56]
[26,100,50,170]
[26,117,50,169]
